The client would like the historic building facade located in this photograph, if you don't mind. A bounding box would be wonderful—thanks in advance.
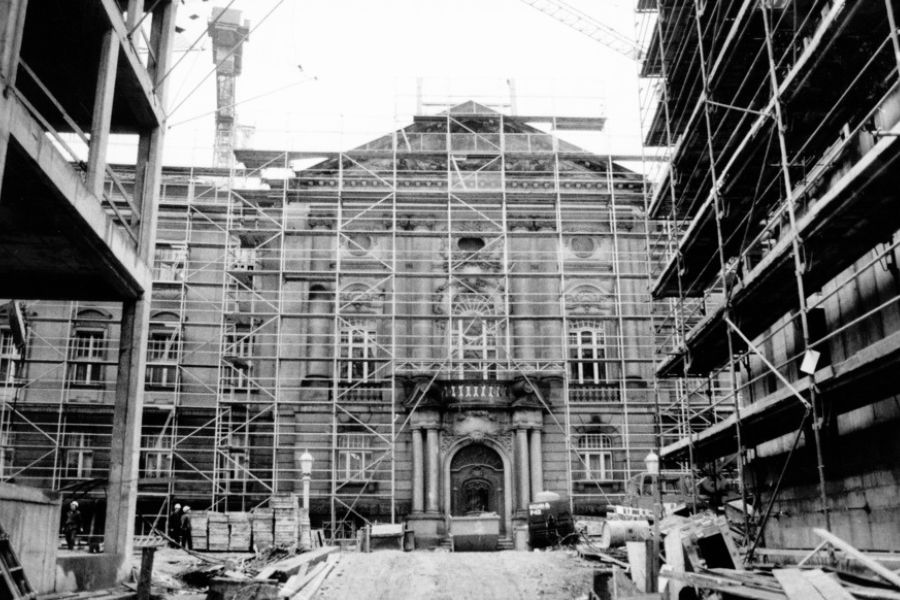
[0,103,661,543]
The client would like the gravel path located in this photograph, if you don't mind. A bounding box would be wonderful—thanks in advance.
[314,550,594,600]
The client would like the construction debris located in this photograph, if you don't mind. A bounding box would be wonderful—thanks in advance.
[657,513,900,600]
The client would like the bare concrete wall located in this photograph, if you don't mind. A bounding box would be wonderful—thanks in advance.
[0,482,60,593]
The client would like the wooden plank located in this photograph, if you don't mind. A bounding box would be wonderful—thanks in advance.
[802,569,854,600]
[843,583,900,600]
[773,569,826,600]
[278,563,324,599]
[255,546,337,581]
[660,569,787,600]
[814,529,900,589]
[293,558,338,600]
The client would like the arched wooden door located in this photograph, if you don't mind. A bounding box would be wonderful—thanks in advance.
[449,443,505,534]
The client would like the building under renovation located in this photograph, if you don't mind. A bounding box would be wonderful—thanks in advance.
[0,0,177,588]
[640,0,900,552]
[3,0,900,583]
[0,100,665,545]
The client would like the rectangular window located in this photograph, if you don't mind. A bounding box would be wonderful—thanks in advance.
[340,328,376,382]
[228,247,258,271]
[146,329,179,389]
[569,329,606,384]
[0,429,13,479]
[64,433,93,479]
[142,434,171,478]
[154,243,187,282]
[227,449,248,481]
[0,329,21,386]
[578,434,613,481]
[582,451,613,481]
[338,435,372,481]
[456,320,498,380]
[68,330,105,386]
[223,327,253,390]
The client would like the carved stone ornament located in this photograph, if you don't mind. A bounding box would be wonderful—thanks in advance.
[565,285,614,315]
[440,432,514,457]
[341,284,383,313]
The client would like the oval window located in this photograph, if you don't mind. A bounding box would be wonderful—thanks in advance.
[458,237,485,252]
[347,235,372,256]
[571,236,596,258]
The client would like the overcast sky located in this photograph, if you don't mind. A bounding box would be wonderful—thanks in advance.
[154,0,646,168]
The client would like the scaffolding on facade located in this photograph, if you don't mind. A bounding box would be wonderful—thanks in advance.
[638,0,900,549]
[1,93,668,542]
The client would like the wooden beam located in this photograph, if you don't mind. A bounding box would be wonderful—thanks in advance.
[814,529,900,589]
[773,569,826,600]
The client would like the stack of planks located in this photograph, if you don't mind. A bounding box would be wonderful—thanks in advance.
[190,511,208,551]
[271,494,299,547]
[207,512,229,551]
[251,508,275,550]
[228,512,251,551]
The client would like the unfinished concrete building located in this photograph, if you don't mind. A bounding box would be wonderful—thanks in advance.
[640,0,900,552]
[0,0,176,589]
[0,98,668,546]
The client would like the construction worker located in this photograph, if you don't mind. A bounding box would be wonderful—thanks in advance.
[169,503,183,546]
[63,501,82,550]
[180,506,193,550]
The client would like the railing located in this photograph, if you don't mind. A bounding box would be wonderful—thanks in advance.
[442,380,511,405]
[12,60,142,244]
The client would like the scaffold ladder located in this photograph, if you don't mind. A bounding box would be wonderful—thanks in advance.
[0,520,35,600]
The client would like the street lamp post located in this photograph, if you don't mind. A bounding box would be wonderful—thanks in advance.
[299,450,313,552]
[645,450,660,594]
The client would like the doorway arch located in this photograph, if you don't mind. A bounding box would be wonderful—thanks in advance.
[443,439,513,535]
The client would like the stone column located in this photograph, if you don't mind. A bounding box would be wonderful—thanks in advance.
[306,287,332,378]
[529,428,544,501]
[510,225,536,363]
[537,224,563,364]
[412,428,424,513]
[410,221,434,365]
[426,427,439,513]
[517,428,530,510]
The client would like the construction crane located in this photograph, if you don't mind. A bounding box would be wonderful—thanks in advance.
[519,0,642,61]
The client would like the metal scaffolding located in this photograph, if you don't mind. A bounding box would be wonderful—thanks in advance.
[0,98,665,542]
[639,0,900,550]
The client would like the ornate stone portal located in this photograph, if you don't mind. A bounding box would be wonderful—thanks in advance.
[403,376,551,545]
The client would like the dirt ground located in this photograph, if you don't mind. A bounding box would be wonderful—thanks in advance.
[314,549,596,600]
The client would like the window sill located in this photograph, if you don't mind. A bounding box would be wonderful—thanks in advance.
[573,480,621,492]
[67,383,105,389]
[336,480,378,493]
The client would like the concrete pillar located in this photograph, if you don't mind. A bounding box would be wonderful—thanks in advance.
[529,428,543,501]
[426,427,439,513]
[0,0,30,201]
[412,428,424,513]
[517,428,530,510]
[105,298,151,566]
[86,28,120,198]
[126,0,145,30]
[0,0,28,81]
[105,0,176,580]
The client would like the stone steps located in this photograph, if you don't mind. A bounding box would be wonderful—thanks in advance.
[440,536,515,551]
